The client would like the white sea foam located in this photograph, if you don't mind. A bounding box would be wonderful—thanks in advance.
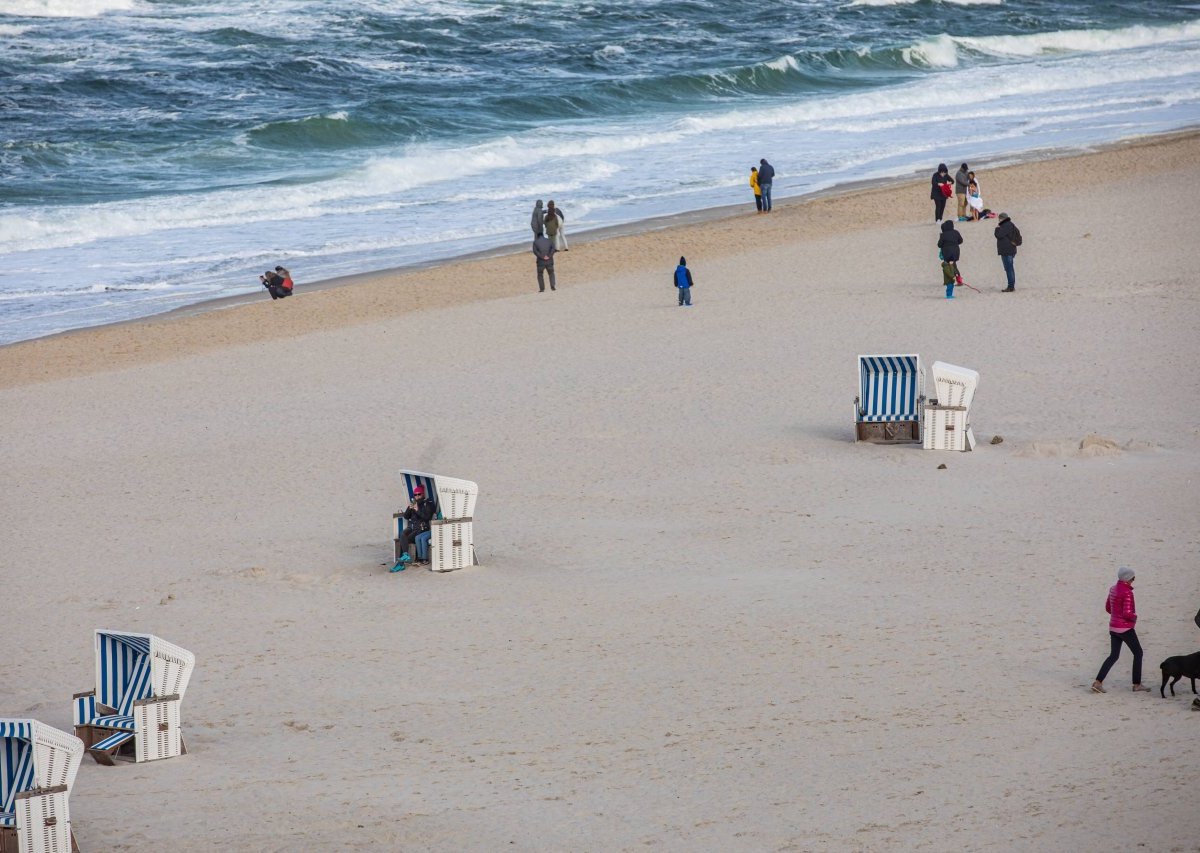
[0,23,30,33]
[594,45,627,61]
[0,0,136,17]
[904,19,1200,68]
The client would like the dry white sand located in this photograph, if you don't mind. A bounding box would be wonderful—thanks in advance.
[2,134,1199,851]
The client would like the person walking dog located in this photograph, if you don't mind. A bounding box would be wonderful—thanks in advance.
[1092,567,1150,693]
[994,212,1022,292]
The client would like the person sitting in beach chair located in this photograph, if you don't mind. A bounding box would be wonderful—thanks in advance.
[394,485,437,566]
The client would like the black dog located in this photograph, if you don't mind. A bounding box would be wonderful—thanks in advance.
[1159,651,1200,697]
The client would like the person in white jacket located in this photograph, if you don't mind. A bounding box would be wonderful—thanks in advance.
[544,200,568,251]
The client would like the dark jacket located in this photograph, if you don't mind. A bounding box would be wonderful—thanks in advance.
[955,166,969,194]
[994,218,1021,256]
[938,220,963,262]
[758,161,775,183]
[532,235,555,263]
[931,168,951,200]
[403,497,437,534]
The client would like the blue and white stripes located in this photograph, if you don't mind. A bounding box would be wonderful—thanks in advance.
[0,723,35,819]
[402,472,441,520]
[858,355,922,422]
[95,632,153,712]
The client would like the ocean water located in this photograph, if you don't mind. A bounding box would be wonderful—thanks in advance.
[1,0,1199,344]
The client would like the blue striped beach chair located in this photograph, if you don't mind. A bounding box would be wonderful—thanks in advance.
[0,719,83,853]
[393,470,479,573]
[854,354,925,443]
[72,630,195,766]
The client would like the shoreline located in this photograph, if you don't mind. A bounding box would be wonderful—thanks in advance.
[2,127,1198,389]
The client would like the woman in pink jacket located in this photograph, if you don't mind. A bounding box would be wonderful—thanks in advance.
[1092,567,1150,693]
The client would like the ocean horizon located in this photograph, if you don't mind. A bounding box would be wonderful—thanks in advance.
[2,0,1200,344]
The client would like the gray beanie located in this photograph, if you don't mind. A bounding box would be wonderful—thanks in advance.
[1117,567,1135,582]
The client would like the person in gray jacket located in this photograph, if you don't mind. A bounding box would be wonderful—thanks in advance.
[530,200,544,238]
[955,163,970,220]
[532,233,556,292]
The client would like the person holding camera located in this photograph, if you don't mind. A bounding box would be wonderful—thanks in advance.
[393,485,437,568]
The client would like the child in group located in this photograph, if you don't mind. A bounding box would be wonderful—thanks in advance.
[966,180,984,221]
[750,167,762,213]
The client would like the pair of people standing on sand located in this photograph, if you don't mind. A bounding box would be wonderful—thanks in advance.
[936,214,1022,296]
[749,158,775,212]
[530,199,568,251]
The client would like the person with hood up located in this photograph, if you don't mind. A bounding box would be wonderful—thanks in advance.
[757,158,775,212]
[994,212,1022,292]
[1092,567,1150,693]
[545,200,568,251]
[673,256,694,306]
[937,220,963,299]
[530,200,544,239]
[931,164,953,223]
[750,167,762,213]
[955,163,970,221]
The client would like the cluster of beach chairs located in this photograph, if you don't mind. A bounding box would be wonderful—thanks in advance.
[4,470,474,852]
[2,631,195,852]
[854,354,981,451]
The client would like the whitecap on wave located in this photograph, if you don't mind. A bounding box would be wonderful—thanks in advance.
[0,0,136,17]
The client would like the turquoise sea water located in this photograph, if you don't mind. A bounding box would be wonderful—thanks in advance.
[1,0,1199,343]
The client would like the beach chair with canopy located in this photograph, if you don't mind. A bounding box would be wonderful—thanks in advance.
[0,719,83,853]
[393,470,478,572]
[854,354,924,443]
[72,630,195,765]
[923,361,980,452]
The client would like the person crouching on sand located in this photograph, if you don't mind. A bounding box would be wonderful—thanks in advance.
[674,256,694,306]
[1092,567,1150,693]
[260,269,291,300]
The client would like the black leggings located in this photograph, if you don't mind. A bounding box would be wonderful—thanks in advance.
[933,195,948,221]
[1096,629,1142,684]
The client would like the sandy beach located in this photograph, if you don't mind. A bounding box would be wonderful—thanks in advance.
[2,132,1199,851]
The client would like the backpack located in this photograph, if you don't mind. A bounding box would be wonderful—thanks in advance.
[1011,226,1023,247]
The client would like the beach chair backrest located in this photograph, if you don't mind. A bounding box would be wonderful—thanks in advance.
[150,638,196,701]
[402,471,441,520]
[431,474,477,520]
[930,361,979,410]
[0,722,35,815]
[96,631,153,711]
[858,355,922,421]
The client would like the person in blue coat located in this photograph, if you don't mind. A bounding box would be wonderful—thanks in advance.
[674,257,694,306]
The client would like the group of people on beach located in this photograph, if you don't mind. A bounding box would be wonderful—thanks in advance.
[530,200,568,293]
[933,162,1022,297]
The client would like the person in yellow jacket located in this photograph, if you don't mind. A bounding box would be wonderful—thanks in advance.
[750,166,763,213]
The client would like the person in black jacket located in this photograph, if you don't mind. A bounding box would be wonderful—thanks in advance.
[394,485,438,567]
[938,220,963,299]
[758,158,775,212]
[931,164,952,223]
[994,212,1022,292]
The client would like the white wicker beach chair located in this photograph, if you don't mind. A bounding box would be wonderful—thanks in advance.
[0,719,83,853]
[923,361,980,452]
[72,630,195,765]
[854,354,924,443]
[393,470,478,573]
